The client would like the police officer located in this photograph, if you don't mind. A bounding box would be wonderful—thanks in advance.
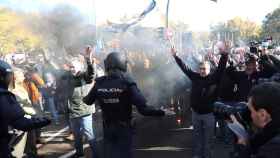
[0,60,51,158]
[83,52,166,158]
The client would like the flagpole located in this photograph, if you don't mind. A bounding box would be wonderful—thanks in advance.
[166,0,170,28]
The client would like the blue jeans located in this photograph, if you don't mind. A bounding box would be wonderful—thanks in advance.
[192,111,215,158]
[46,97,59,123]
[70,114,98,157]
[103,123,133,158]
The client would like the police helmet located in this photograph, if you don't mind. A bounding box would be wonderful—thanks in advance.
[104,52,128,72]
[0,60,13,88]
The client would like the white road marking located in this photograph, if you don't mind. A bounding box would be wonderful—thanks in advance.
[136,146,191,151]
[169,126,193,131]
[37,126,69,148]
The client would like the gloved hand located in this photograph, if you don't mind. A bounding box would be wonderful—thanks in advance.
[31,117,51,129]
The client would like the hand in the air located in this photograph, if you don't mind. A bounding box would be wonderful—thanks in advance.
[84,45,93,59]
[217,41,231,55]
[170,46,177,56]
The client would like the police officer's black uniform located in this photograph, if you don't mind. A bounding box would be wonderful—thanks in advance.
[83,52,165,158]
[0,60,51,158]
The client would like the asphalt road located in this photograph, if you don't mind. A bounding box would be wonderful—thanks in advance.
[37,111,237,158]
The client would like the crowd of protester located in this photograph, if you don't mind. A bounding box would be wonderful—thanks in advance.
[170,40,280,158]
[1,38,280,158]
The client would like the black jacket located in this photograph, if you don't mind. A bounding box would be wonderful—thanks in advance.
[218,66,239,102]
[173,54,228,114]
[0,87,49,158]
[226,55,278,102]
[250,119,280,155]
[235,119,280,158]
[83,72,164,124]
[226,70,259,102]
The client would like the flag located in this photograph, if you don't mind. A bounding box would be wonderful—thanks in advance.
[140,0,156,18]
[106,0,157,33]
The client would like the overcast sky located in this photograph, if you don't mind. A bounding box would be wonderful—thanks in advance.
[0,0,279,31]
